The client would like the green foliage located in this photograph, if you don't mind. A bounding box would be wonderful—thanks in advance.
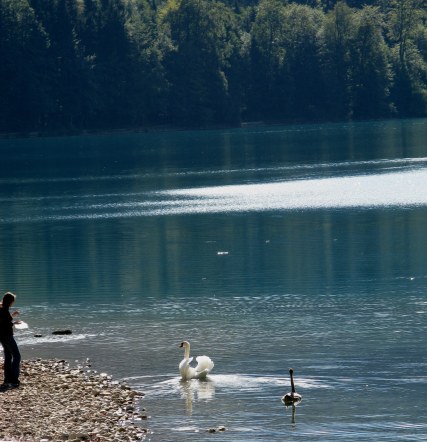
[320,1,356,119]
[0,0,427,134]
[160,0,242,126]
[248,0,287,118]
[350,6,392,118]
[280,4,325,119]
[126,0,169,124]
[386,0,427,115]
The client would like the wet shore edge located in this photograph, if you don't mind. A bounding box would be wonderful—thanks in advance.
[0,358,148,441]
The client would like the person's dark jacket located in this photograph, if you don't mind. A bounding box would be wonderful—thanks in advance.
[0,307,13,337]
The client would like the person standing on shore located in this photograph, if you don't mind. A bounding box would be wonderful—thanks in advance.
[0,292,21,389]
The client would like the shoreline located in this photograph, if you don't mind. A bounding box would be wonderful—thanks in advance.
[0,358,148,441]
[0,116,410,141]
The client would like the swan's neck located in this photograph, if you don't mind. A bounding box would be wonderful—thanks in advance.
[184,344,191,359]
[290,372,296,393]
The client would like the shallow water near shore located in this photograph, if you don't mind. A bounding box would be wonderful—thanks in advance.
[1,119,427,441]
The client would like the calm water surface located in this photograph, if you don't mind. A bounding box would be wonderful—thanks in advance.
[1,119,427,441]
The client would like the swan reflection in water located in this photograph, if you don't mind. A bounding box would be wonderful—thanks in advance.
[178,378,215,415]
[283,403,300,425]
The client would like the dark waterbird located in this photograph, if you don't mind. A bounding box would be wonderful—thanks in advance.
[282,368,302,405]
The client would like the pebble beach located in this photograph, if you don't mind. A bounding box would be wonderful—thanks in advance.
[0,359,148,442]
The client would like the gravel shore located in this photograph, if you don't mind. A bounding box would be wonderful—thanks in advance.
[0,359,148,441]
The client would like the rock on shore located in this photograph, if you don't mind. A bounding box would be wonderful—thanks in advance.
[0,359,147,441]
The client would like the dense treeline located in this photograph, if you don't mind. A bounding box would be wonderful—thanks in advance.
[0,0,426,133]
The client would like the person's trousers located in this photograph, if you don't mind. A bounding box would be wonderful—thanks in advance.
[0,335,21,384]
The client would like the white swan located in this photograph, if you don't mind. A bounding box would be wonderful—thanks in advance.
[282,368,302,405]
[179,341,214,380]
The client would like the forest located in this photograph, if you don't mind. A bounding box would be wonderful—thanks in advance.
[0,0,426,134]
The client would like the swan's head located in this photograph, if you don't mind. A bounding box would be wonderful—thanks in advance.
[180,340,191,359]
[289,368,294,376]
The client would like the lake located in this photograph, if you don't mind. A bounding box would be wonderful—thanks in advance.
[1,119,427,441]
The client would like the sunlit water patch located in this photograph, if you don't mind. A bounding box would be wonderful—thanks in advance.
[1,159,427,223]
[163,168,427,214]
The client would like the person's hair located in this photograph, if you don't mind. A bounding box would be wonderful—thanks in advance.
[2,292,16,308]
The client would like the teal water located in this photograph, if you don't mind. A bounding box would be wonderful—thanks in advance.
[1,119,427,441]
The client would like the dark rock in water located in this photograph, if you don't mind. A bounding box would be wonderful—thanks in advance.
[52,329,72,335]
[34,334,43,338]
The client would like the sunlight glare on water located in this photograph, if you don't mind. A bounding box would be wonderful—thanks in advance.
[161,167,427,214]
[2,159,427,224]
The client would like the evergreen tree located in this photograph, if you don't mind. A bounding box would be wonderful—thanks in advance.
[29,0,88,129]
[387,0,427,116]
[319,1,356,119]
[0,0,51,132]
[280,4,325,120]
[126,0,169,125]
[160,0,241,126]
[249,0,287,119]
[350,6,392,118]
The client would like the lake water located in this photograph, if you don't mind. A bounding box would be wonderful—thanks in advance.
[1,119,427,441]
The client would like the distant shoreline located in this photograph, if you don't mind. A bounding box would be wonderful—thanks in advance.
[0,116,393,141]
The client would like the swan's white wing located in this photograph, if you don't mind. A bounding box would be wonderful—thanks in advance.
[179,356,193,369]
[194,355,214,379]
[179,357,196,380]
